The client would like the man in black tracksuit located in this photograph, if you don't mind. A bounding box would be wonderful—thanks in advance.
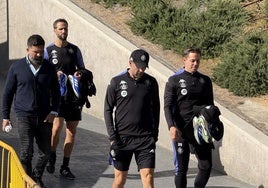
[104,49,160,188]
[164,47,214,188]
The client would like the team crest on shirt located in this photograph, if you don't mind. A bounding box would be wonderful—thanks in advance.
[119,80,128,90]
[119,80,128,97]
[121,90,127,97]
[179,79,186,88]
[51,50,58,64]
[181,88,187,95]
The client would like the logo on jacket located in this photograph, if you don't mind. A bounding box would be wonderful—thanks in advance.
[120,80,128,90]
[181,88,187,95]
[51,50,58,64]
[120,80,128,97]
[179,79,186,88]
[179,79,187,95]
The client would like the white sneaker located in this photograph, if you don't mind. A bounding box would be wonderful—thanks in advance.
[193,115,212,145]
[193,116,203,145]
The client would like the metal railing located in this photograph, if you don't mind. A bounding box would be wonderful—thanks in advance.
[0,140,40,188]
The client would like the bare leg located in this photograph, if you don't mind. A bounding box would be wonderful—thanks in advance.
[51,117,64,151]
[112,168,128,188]
[140,168,154,188]
[64,121,79,157]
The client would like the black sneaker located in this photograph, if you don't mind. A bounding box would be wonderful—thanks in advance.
[46,158,56,174]
[46,163,55,174]
[60,166,75,180]
[33,176,47,188]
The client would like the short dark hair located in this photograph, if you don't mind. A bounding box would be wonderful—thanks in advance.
[183,47,201,57]
[27,34,45,47]
[53,18,68,29]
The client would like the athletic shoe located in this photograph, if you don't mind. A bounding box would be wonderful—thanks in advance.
[60,166,75,180]
[46,153,56,173]
[59,73,68,96]
[68,75,80,98]
[46,160,55,174]
[193,115,212,145]
[33,177,46,188]
[193,116,203,145]
[198,115,212,144]
[32,169,47,188]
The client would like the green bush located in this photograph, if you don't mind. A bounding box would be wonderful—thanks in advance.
[128,0,249,59]
[213,31,268,96]
[99,0,248,59]
[97,0,268,96]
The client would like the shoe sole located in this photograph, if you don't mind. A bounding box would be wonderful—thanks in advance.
[193,116,202,144]
[68,75,80,98]
[60,173,75,180]
[60,74,68,96]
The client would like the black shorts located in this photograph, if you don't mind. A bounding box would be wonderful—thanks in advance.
[111,136,156,171]
[58,99,82,121]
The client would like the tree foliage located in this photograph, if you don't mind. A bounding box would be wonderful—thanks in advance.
[98,0,268,96]
[213,31,268,96]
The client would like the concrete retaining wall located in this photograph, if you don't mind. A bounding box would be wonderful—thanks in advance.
[2,0,267,186]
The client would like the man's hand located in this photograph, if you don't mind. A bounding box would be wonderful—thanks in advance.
[43,113,56,124]
[169,126,182,142]
[2,119,11,132]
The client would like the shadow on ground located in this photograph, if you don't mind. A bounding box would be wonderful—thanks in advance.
[0,126,110,188]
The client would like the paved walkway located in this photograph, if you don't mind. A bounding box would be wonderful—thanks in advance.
[0,75,255,188]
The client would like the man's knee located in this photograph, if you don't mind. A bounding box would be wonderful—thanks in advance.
[113,169,127,188]
[140,168,154,188]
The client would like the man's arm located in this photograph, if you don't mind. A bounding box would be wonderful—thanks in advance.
[76,47,85,68]
[2,65,16,120]
[152,79,160,141]
[164,78,182,141]
[164,79,177,129]
[207,77,214,105]
[50,64,60,112]
[2,64,17,131]
[104,80,117,142]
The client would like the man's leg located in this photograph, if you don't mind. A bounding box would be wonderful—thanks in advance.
[51,117,65,151]
[112,168,128,188]
[135,139,156,188]
[194,145,212,188]
[17,117,34,176]
[172,140,190,188]
[140,168,154,188]
[35,121,52,173]
[47,117,64,173]
[59,120,78,179]
[33,121,52,188]
[63,121,79,158]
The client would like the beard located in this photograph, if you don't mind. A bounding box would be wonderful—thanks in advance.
[134,72,143,80]
[57,33,67,41]
[30,56,43,65]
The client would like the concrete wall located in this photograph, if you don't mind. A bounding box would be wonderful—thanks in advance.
[3,0,268,186]
[0,0,9,75]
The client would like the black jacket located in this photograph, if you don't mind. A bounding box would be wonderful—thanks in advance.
[164,68,214,132]
[104,70,160,141]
